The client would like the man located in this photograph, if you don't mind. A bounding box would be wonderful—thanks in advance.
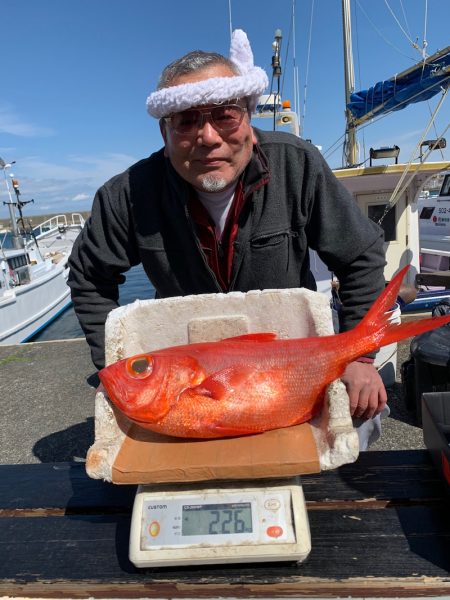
[68,30,387,447]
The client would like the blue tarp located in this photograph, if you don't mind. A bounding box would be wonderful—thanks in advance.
[348,46,450,124]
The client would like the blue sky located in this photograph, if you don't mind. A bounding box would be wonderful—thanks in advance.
[0,0,448,219]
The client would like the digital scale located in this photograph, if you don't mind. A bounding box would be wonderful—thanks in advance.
[129,478,311,567]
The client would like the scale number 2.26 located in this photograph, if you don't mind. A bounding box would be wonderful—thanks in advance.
[208,508,250,534]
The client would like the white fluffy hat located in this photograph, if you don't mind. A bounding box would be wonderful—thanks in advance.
[146,29,268,118]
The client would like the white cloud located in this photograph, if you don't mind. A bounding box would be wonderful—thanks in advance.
[0,104,55,137]
[72,193,90,202]
[0,151,138,219]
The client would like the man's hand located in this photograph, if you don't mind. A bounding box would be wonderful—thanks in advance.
[340,361,387,420]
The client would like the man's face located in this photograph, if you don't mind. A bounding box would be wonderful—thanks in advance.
[160,64,257,192]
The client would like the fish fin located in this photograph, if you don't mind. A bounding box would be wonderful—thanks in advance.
[361,264,410,330]
[352,265,450,357]
[193,366,254,400]
[221,333,277,342]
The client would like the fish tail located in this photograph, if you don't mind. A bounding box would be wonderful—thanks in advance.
[349,265,450,358]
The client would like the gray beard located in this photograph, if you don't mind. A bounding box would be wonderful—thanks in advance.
[200,174,227,192]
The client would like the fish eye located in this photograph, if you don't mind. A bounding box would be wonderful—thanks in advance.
[126,355,154,379]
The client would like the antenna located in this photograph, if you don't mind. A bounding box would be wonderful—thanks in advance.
[272,29,282,79]
[272,29,282,131]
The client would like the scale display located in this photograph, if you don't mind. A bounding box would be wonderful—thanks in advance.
[129,480,311,567]
[181,502,253,536]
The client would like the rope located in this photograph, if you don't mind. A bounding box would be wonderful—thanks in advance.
[280,9,292,100]
[301,0,315,137]
[377,89,449,223]
[399,0,413,43]
[355,0,417,63]
[384,0,419,51]
[388,120,450,210]
[292,0,301,126]
[324,132,347,162]
[426,101,447,160]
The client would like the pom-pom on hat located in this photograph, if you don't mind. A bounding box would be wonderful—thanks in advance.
[146,29,268,119]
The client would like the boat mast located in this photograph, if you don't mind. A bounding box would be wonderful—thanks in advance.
[0,157,22,249]
[341,0,358,166]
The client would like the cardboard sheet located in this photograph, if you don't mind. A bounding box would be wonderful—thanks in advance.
[111,421,320,484]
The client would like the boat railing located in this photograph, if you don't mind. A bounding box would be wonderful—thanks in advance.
[32,213,85,240]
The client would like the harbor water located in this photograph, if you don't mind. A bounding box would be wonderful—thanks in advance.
[31,264,155,342]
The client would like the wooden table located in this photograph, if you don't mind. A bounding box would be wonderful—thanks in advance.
[1,450,449,598]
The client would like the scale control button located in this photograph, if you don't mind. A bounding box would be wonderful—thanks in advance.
[264,498,281,511]
[148,521,160,537]
[266,525,283,538]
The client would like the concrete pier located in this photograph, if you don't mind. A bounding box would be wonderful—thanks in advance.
[0,337,424,465]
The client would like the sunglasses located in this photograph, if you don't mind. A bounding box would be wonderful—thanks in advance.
[165,103,247,136]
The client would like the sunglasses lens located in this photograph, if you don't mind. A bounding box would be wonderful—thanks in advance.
[170,105,246,135]
[211,105,244,130]
[171,109,201,134]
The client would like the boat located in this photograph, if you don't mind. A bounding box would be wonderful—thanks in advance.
[254,2,450,313]
[0,157,85,344]
[252,2,449,386]
[417,171,450,272]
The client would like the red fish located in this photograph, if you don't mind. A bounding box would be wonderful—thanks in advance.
[99,265,450,438]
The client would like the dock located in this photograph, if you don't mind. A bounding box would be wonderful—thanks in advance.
[1,337,449,598]
[0,338,97,465]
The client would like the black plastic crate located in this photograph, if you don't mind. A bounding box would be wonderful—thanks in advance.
[422,392,450,493]
[402,324,450,423]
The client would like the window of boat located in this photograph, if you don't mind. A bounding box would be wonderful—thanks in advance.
[439,174,450,198]
[367,204,396,242]
[7,254,29,270]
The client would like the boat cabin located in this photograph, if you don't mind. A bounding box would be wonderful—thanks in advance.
[0,249,31,289]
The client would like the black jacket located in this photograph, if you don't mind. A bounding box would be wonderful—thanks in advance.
[68,129,386,369]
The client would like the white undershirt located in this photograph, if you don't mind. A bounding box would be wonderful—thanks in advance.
[196,183,237,238]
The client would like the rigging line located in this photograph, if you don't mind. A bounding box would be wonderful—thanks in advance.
[399,0,413,42]
[384,0,418,50]
[301,0,315,136]
[292,0,301,124]
[323,132,347,161]
[228,0,233,40]
[380,120,450,224]
[355,0,417,62]
[417,121,450,163]
[385,88,449,211]
[426,99,447,161]
[280,11,293,101]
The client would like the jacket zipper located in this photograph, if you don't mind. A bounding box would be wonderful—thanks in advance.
[183,202,223,292]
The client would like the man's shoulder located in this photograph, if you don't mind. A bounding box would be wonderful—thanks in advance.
[253,127,325,171]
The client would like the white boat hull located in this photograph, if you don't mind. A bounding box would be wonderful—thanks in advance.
[0,213,84,344]
[0,262,72,344]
